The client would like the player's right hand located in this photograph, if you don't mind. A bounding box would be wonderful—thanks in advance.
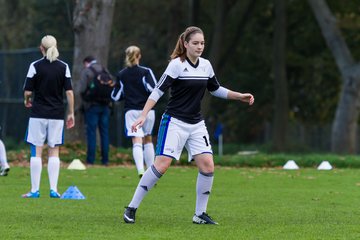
[131,115,146,132]
[24,98,32,108]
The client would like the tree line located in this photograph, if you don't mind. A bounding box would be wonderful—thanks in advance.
[1,0,360,154]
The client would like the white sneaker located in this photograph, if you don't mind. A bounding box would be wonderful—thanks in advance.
[0,167,9,176]
[192,212,218,225]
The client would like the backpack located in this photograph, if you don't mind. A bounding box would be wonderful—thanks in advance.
[82,66,115,104]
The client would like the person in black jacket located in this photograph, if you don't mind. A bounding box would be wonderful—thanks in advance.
[80,56,113,166]
[112,46,157,177]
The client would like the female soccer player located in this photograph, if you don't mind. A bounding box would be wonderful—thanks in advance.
[112,46,157,177]
[22,35,75,198]
[123,26,254,224]
[0,138,10,176]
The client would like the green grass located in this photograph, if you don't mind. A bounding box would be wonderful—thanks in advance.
[1,166,360,239]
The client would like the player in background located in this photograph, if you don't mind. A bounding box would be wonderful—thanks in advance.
[123,26,254,224]
[0,137,10,176]
[112,46,157,178]
[22,35,74,198]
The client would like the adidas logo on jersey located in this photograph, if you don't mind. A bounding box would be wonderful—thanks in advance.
[183,68,189,72]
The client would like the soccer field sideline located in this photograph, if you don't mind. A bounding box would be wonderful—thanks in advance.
[0,166,359,239]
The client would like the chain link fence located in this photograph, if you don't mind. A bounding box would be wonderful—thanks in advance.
[0,48,127,147]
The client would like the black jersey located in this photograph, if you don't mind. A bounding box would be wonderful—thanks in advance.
[23,57,73,119]
[157,57,220,124]
[114,65,157,112]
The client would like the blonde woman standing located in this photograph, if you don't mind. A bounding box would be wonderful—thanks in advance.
[23,35,74,198]
[112,46,157,177]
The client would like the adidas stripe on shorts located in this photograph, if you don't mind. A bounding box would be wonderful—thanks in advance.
[25,118,64,147]
[125,110,155,137]
[156,114,213,161]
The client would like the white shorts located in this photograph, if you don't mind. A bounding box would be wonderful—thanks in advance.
[125,110,155,137]
[25,118,65,148]
[156,114,212,161]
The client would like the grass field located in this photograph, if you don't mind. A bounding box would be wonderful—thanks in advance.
[1,165,360,239]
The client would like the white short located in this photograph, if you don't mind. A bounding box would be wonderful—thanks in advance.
[125,110,155,137]
[25,118,65,148]
[156,114,212,161]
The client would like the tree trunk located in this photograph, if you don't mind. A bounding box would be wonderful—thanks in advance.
[188,0,200,26]
[203,0,227,117]
[308,0,360,154]
[68,0,115,141]
[218,0,256,72]
[208,0,226,72]
[167,0,184,57]
[203,0,255,118]
[272,0,288,151]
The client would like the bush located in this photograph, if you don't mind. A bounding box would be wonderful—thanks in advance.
[6,142,360,168]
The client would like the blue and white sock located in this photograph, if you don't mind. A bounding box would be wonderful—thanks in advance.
[143,143,155,169]
[195,171,214,216]
[128,165,162,208]
[133,143,144,175]
[48,157,60,192]
[30,157,42,192]
[0,140,9,169]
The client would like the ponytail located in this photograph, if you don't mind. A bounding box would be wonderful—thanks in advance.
[125,46,141,67]
[41,35,59,63]
[170,32,186,61]
[45,46,59,63]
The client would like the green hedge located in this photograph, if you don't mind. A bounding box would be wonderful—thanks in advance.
[7,143,360,168]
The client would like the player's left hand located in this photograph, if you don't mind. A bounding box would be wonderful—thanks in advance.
[241,93,254,105]
[66,113,75,129]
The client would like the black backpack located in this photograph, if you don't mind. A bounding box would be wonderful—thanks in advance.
[82,66,115,104]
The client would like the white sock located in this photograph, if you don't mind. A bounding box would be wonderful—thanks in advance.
[129,165,162,208]
[48,157,60,192]
[0,140,9,169]
[133,143,144,175]
[195,171,214,216]
[30,157,42,192]
[143,143,155,169]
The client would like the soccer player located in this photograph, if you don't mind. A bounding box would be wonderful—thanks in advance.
[22,35,75,198]
[112,46,157,178]
[0,139,10,176]
[123,26,254,224]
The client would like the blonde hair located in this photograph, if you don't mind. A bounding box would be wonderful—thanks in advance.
[125,46,141,67]
[41,35,59,62]
[170,26,203,61]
